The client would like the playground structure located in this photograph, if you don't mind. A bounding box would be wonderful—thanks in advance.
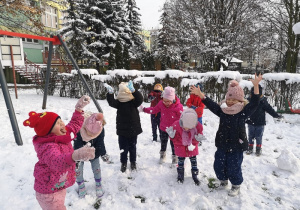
[0,30,103,146]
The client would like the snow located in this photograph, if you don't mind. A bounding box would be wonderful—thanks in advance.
[1,74,300,209]
[292,22,300,35]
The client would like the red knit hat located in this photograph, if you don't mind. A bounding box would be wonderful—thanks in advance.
[225,80,245,102]
[23,111,60,136]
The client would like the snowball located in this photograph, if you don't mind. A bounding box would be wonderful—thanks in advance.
[220,102,228,108]
[277,149,300,173]
[188,144,195,151]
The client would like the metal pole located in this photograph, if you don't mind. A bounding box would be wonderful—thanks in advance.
[56,35,103,113]
[10,45,18,99]
[0,60,23,145]
[42,38,53,109]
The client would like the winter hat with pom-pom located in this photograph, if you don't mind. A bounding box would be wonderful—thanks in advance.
[180,108,198,129]
[23,111,60,136]
[163,86,175,101]
[117,82,134,102]
[80,112,104,142]
[225,80,245,102]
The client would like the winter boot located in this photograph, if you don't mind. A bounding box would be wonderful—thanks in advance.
[101,154,113,164]
[120,163,127,173]
[191,169,200,186]
[159,151,166,164]
[172,155,178,165]
[95,179,105,198]
[77,181,87,198]
[177,168,184,183]
[246,144,253,155]
[130,162,137,171]
[256,146,262,156]
[228,185,240,197]
[218,180,228,190]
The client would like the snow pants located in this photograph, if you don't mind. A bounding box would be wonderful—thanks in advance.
[36,189,66,210]
[75,157,102,183]
[160,130,175,155]
[151,113,161,141]
[248,124,264,146]
[213,148,244,185]
[118,135,137,164]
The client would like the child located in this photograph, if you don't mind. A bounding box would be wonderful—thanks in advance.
[23,95,95,210]
[186,83,205,124]
[166,108,204,185]
[74,112,106,199]
[139,86,183,165]
[190,73,262,197]
[246,85,283,156]
[105,80,143,173]
[148,83,163,141]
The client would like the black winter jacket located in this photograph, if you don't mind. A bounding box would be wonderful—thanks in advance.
[107,91,143,137]
[202,94,260,152]
[246,96,280,126]
[73,128,105,159]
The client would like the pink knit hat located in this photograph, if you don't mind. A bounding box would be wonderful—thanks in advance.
[163,86,175,101]
[80,113,103,142]
[180,108,198,129]
[225,80,245,102]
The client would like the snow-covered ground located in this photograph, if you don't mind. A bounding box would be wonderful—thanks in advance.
[1,88,300,210]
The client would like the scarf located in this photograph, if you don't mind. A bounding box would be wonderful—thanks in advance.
[182,127,197,146]
[220,100,244,115]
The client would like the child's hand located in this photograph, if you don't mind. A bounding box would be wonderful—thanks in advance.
[249,73,263,87]
[104,83,114,94]
[195,133,206,142]
[127,80,135,93]
[190,85,205,99]
[72,145,95,161]
[75,95,90,111]
[166,126,176,138]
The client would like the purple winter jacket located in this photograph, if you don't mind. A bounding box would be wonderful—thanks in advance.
[143,96,183,132]
[32,110,84,194]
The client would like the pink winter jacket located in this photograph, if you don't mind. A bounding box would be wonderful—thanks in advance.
[32,110,84,194]
[170,120,203,157]
[143,96,183,132]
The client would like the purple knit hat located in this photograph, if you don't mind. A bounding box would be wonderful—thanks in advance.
[163,86,175,101]
[225,80,245,102]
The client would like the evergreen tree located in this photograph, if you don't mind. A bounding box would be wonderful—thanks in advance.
[108,49,116,70]
[123,45,131,69]
[114,37,124,69]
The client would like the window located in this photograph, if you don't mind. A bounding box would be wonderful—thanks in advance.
[42,5,58,28]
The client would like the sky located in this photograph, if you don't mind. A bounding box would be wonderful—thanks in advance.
[135,0,166,30]
[1,70,300,210]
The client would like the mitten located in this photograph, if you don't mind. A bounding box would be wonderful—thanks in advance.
[195,133,206,142]
[138,105,144,112]
[191,105,197,110]
[127,80,135,93]
[75,95,90,110]
[104,83,114,94]
[148,95,155,101]
[166,126,176,138]
[276,115,285,122]
[72,145,95,161]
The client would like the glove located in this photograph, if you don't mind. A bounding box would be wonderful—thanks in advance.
[104,83,114,94]
[138,105,144,112]
[75,95,90,110]
[72,144,95,161]
[127,80,135,93]
[191,105,197,110]
[195,133,206,142]
[166,126,176,138]
[276,115,284,122]
[148,95,155,101]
